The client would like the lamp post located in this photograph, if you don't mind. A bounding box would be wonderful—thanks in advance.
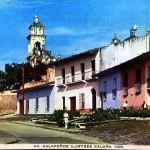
[133,25,150,33]
[132,25,150,52]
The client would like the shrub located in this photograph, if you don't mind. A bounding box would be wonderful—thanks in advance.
[68,110,80,120]
[120,109,150,117]
[50,109,65,122]
[57,119,65,127]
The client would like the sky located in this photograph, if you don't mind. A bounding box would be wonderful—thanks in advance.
[0,0,150,71]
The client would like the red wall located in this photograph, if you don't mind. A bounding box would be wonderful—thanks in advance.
[121,64,145,109]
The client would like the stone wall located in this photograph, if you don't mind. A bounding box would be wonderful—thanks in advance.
[0,91,17,114]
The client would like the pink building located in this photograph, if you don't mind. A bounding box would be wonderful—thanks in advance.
[120,51,150,109]
[52,49,100,112]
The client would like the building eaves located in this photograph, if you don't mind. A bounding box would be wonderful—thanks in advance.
[17,81,54,93]
[50,48,99,66]
[94,51,150,78]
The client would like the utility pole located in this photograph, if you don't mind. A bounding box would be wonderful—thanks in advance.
[22,62,25,116]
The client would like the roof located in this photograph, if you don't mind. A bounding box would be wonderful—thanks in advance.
[50,48,99,66]
[123,36,138,41]
[94,51,150,78]
[16,81,54,93]
[29,21,45,29]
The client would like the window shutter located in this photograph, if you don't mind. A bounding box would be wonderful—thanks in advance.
[82,93,85,109]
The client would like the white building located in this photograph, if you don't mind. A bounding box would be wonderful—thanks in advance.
[51,49,100,112]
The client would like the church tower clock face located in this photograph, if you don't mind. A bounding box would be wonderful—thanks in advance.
[26,15,55,67]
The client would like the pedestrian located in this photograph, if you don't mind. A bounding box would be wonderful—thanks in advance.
[63,110,69,129]
[141,101,148,110]
[123,101,128,110]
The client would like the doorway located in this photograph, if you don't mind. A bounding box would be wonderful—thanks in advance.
[91,88,96,110]
[70,97,76,112]
[19,99,24,115]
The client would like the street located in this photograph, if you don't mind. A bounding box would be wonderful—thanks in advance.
[0,121,100,144]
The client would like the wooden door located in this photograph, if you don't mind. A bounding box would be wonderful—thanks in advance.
[70,97,76,112]
[19,100,24,115]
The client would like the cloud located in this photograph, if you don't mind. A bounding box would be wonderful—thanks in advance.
[0,0,54,8]
[46,26,108,36]
[0,0,77,8]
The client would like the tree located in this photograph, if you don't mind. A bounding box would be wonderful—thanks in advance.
[0,62,48,91]
[0,71,6,92]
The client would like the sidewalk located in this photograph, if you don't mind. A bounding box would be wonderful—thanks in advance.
[10,120,86,134]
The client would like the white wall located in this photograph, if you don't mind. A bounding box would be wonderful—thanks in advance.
[55,51,100,110]
[101,34,150,71]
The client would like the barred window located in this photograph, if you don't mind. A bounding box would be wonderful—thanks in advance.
[79,93,85,109]
[103,81,107,99]
[113,78,117,89]
[46,96,50,111]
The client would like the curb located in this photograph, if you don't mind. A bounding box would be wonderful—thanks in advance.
[10,121,85,134]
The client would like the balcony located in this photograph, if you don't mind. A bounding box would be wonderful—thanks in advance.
[122,87,128,97]
[56,78,66,87]
[84,70,97,81]
[65,73,85,85]
[135,83,141,94]
[147,78,150,90]
[65,70,97,85]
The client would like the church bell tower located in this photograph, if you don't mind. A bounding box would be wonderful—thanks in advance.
[27,15,55,67]
[27,15,46,57]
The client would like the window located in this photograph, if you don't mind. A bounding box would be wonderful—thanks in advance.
[36,98,39,111]
[135,68,141,83]
[79,93,85,109]
[104,81,107,92]
[148,66,150,78]
[113,78,117,89]
[135,68,142,94]
[91,60,95,75]
[62,97,65,111]
[112,78,117,99]
[26,100,29,111]
[123,73,128,87]
[103,81,107,99]
[71,66,75,82]
[81,63,85,80]
[62,68,65,84]
[147,67,150,88]
[46,96,50,111]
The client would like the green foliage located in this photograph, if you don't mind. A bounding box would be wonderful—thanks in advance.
[0,71,7,92]
[0,62,48,92]
[68,110,80,120]
[120,109,150,117]
[83,108,120,123]
[49,109,65,122]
